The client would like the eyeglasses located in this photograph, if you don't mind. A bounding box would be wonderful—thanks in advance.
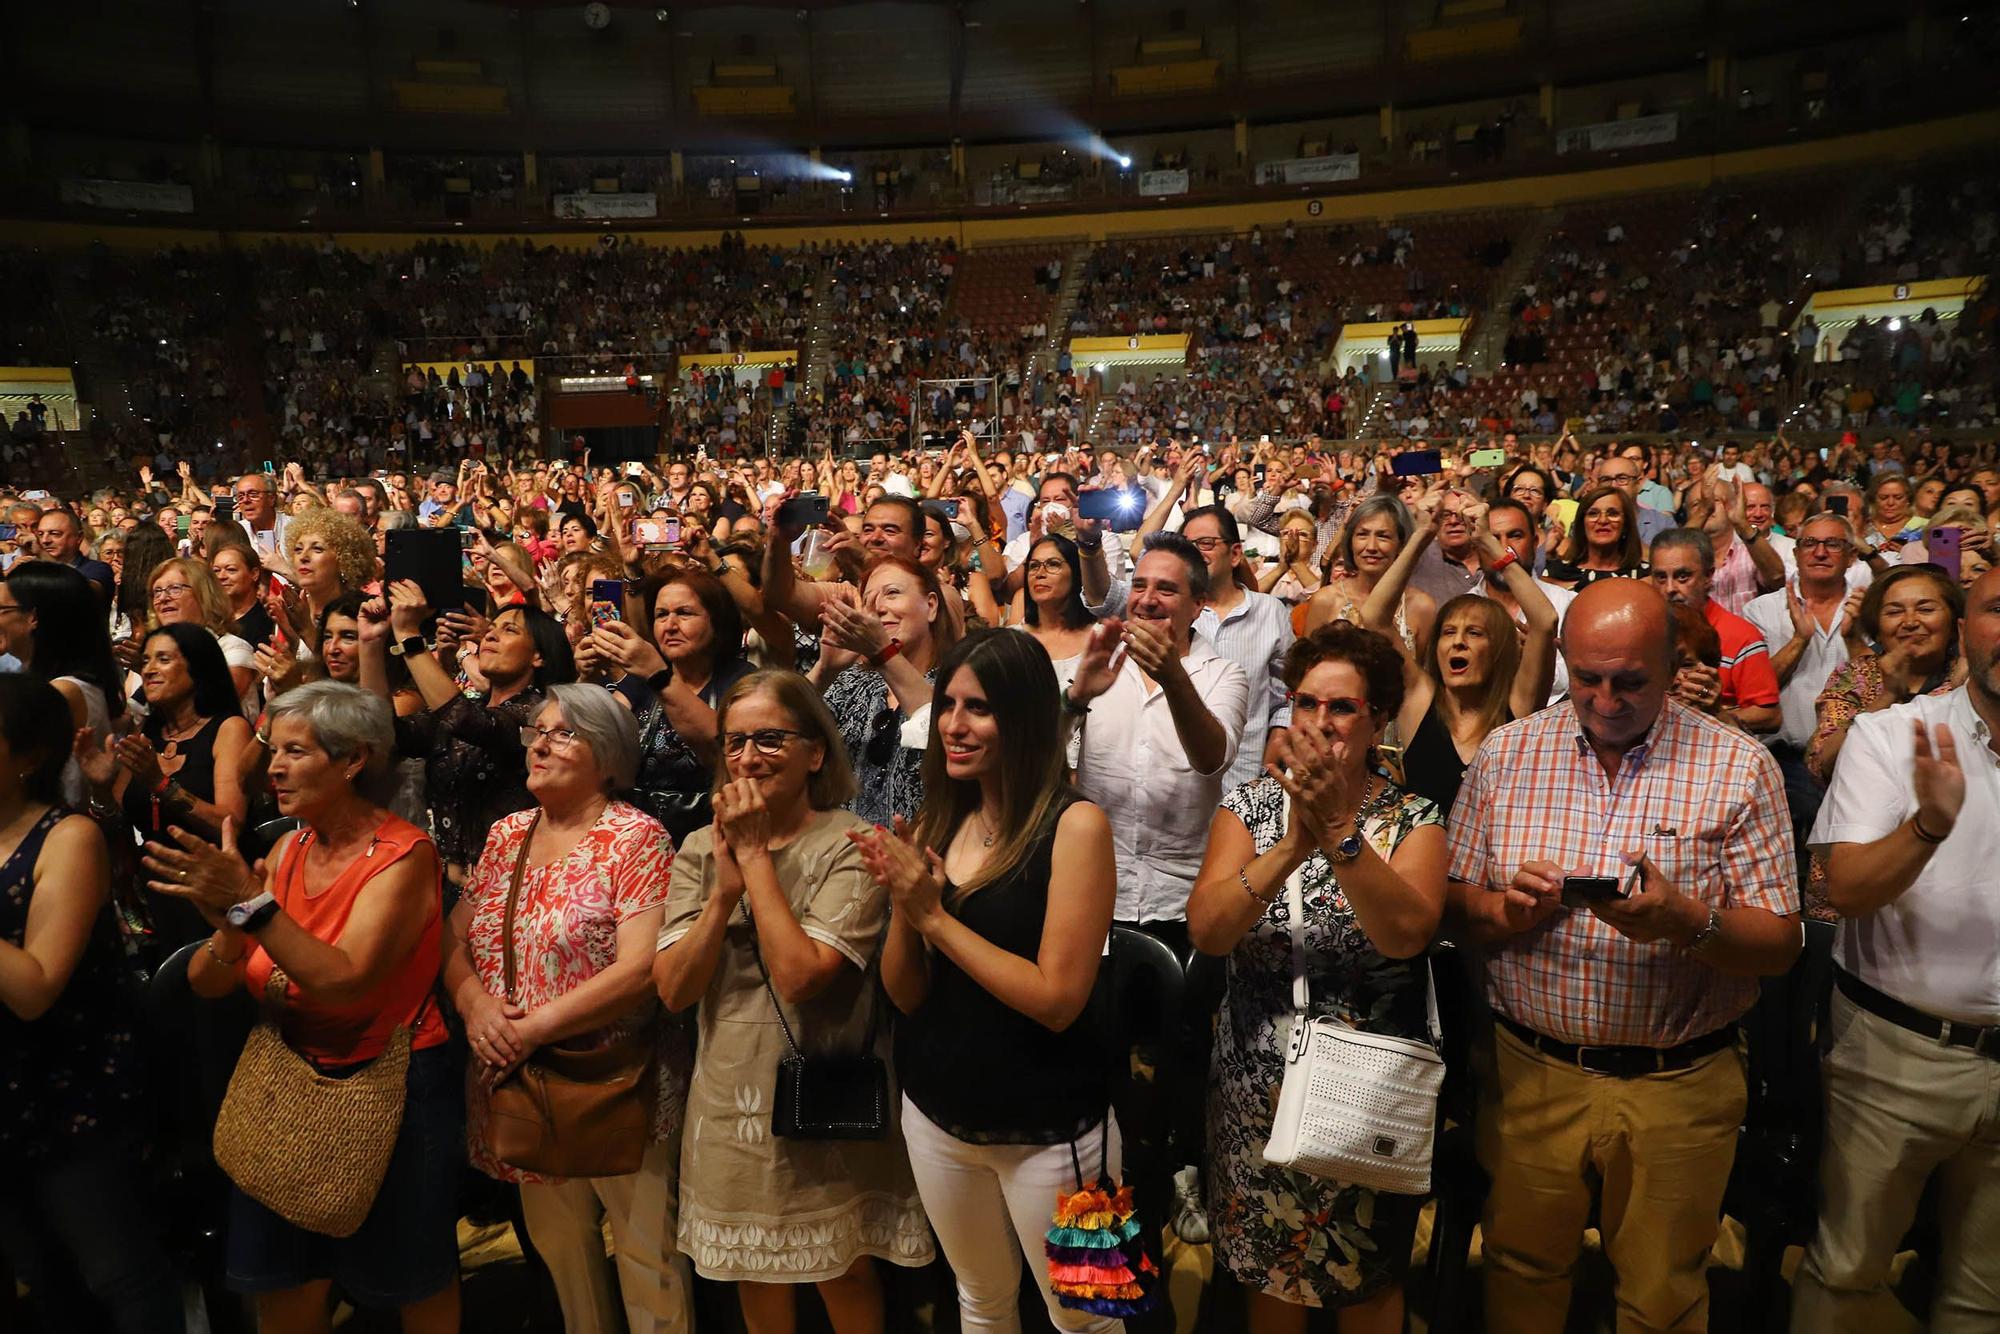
[1599,473,1639,485]
[519,725,582,752]
[233,488,269,500]
[722,729,805,757]
[151,584,193,602]
[1797,538,1852,553]
[1185,536,1232,553]
[1286,692,1369,719]
[1024,558,1069,576]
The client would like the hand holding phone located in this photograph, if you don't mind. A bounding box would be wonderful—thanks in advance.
[1560,874,1629,911]
[588,579,625,629]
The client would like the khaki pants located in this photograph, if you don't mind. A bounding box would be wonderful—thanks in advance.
[1790,991,2000,1334]
[1477,1023,1745,1334]
[517,1138,694,1334]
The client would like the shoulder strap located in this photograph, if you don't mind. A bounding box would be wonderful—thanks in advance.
[500,812,540,1005]
[739,844,883,1061]
[1282,792,1442,1050]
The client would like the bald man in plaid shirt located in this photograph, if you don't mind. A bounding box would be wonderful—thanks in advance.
[1446,579,1802,1334]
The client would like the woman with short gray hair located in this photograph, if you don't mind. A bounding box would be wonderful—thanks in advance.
[443,687,693,1334]
[143,678,460,1328]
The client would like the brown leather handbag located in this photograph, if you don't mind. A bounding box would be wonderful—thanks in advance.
[481,813,656,1178]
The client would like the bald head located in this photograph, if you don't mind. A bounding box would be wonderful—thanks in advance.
[1562,579,1676,753]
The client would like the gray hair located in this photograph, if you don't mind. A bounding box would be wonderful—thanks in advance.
[266,681,396,780]
[544,683,639,792]
[1650,526,1714,573]
[377,509,418,533]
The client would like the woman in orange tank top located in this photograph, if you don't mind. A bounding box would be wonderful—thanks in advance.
[146,680,460,1334]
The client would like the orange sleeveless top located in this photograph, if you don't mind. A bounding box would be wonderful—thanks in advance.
[243,813,449,1066]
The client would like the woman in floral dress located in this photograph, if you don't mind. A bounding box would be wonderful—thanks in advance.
[1188,623,1448,1332]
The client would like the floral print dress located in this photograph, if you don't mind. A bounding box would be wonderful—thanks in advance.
[1206,775,1442,1310]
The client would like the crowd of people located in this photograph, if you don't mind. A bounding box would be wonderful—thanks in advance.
[1,408,1997,1334]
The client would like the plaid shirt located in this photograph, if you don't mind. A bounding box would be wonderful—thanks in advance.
[1446,698,1796,1047]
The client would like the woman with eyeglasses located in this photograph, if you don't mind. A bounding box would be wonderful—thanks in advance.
[149,556,260,709]
[1186,622,1447,1332]
[653,671,932,1332]
[1543,485,1650,590]
[449,684,694,1334]
[851,629,1121,1332]
[810,557,960,828]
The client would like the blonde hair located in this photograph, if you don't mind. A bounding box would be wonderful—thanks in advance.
[287,508,377,590]
[147,556,236,636]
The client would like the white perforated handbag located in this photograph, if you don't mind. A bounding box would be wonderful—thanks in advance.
[1260,808,1445,1195]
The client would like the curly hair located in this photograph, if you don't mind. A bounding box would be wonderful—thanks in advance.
[286,507,377,591]
[1281,620,1406,719]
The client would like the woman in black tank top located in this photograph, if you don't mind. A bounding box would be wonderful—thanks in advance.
[76,626,252,948]
[852,629,1124,1333]
[1358,501,1560,820]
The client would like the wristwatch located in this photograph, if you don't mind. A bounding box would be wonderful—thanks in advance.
[389,635,429,658]
[1685,905,1724,957]
[226,890,282,933]
[1328,830,1363,864]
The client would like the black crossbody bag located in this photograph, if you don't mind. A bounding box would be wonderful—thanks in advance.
[741,897,889,1140]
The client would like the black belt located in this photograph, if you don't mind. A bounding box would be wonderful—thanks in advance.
[1837,970,2000,1061]
[1497,1014,1736,1078]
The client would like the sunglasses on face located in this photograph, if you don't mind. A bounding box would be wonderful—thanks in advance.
[1285,691,1369,719]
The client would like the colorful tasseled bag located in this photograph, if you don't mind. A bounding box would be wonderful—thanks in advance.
[1044,1122,1159,1318]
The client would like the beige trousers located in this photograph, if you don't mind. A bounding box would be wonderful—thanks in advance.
[1790,990,2000,1334]
[1476,1023,1746,1334]
[516,1137,694,1334]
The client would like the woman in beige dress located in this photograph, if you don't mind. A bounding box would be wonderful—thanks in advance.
[653,670,932,1333]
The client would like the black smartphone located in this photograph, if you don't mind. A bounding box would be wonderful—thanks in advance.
[1561,875,1627,911]
[776,491,830,530]
[1077,484,1148,527]
[383,528,465,614]
[459,525,481,550]
[1828,494,1850,517]
[1391,449,1444,478]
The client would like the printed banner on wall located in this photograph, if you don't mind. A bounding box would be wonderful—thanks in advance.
[553,191,659,220]
[59,178,196,214]
[1555,112,1679,155]
[1137,169,1190,197]
[1254,154,1361,186]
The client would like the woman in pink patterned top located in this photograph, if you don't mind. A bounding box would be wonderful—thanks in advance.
[444,683,693,1334]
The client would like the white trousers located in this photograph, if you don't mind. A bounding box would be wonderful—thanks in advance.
[901,1094,1126,1334]
[516,1138,694,1334]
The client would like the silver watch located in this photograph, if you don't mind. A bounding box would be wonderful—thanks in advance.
[226,889,281,932]
[1685,905,1723,956]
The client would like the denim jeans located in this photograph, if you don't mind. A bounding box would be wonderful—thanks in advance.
[0,1137,185,1334]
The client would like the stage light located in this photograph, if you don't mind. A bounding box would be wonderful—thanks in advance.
[1117,155,1132,169]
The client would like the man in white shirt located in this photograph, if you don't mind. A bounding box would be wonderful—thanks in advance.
[1794,564,2000,1332]
[1181,505,1292,793]
[1064,531,1250,946]
[1743,512,1860,875]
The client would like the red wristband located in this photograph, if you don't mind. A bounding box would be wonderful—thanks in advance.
[869,638,903,668]
[1487,549,1519,576]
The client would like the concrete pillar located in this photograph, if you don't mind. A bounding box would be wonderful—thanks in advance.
[1233,116,1248,164]
[1379,103,1398,151]
[670,150,684,189]
[1539,81,1555,126]
[522,149,537,192]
